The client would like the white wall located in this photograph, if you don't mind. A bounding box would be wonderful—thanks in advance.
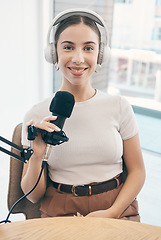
[0,0,53,221]
[0,0,53,135]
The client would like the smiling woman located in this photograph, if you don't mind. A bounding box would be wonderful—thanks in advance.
[21,9,145,221]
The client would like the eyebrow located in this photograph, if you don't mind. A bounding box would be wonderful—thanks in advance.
[61,41,74,45]
[61,41,96,45]
[84,41,96,45]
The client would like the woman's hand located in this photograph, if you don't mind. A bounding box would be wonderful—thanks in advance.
[76,207,118,219]
[26,116,60,159]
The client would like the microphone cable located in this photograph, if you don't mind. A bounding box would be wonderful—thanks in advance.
[0,146,50,224]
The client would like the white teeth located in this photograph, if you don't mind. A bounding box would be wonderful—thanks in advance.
[73,69,83,72]
[70,68,85,72]
[75,69,83,72]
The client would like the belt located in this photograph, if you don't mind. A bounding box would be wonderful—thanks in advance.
[52,174,123,197]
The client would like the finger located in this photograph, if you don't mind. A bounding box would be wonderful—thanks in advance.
[26,120,34,126]
[43,115,57,122]
[35,120,60,132]
[77,212,83,217]
[43,116,60,132]
[25,120,33,132]
[46,122,61,132]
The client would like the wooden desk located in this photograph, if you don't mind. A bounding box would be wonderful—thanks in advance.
[0,217,161,240]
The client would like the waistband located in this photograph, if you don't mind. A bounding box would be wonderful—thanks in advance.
[52,173,124,197]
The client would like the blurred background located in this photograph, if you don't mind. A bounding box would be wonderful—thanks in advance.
[0,0,161,226]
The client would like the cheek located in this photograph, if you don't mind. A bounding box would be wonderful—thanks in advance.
[57,52,68,67]
[56,46,64,64]
[85,50,99,68]
[90,54,99,68]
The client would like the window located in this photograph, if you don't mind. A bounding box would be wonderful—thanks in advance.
[152,27,161,40]
[109,0,161,108]
[155,7,161,17]
[155,0,161,6]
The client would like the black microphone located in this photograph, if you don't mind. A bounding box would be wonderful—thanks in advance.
[28,91,75,145]
[49,91,75,129]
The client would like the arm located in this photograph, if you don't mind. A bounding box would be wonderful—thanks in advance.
[109,133,145,218]
[85,133,146,218]
[21,116,60,203]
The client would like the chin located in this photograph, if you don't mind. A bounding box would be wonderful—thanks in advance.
[65,76,87,86]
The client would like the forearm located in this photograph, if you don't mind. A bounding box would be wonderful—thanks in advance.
[21,116,59,203]
[109,168,145,218]
[21,155,47,203]
[85,169,145,219]
[111,134,146,218]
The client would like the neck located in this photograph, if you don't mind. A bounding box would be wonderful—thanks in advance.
[60,84,96,102]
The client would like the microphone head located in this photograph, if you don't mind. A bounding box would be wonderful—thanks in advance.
[49,91,75,118]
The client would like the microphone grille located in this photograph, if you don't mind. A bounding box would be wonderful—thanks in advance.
[49,91,75,118]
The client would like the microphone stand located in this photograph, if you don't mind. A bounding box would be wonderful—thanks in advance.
[0,135,35,224]
[0,135,53,224]
[0,135,51,224]
[0,136,33,163]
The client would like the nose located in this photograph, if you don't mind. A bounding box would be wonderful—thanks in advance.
[72,49,84,64]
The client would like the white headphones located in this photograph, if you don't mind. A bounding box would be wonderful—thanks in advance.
[44,8,110,65]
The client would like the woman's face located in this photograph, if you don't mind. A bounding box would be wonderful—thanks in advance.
[56,23,99,87]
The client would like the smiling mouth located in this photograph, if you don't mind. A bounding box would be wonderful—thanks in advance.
[67,67,88,73]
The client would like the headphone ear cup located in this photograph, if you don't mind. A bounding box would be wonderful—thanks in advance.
[97,42,104,65]
[44,43,57,64]
[103,45,111,63]
[98,42,111,65]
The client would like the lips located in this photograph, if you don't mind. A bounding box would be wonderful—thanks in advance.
[67,66,88,76]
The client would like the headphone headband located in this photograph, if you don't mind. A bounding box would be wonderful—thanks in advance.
[53,9,105,26]
[45,8,110,64]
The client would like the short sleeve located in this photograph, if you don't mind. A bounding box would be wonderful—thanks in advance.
[119,96,139,140]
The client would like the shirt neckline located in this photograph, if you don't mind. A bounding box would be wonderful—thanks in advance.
[75,89,99,105]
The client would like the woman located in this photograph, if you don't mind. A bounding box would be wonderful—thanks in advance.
[21,9,145,221]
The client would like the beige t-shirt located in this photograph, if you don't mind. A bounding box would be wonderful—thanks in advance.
[22,90,139,185]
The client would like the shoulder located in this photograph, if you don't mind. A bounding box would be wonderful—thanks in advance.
[96,90,129,107]
[95,90,134,119]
